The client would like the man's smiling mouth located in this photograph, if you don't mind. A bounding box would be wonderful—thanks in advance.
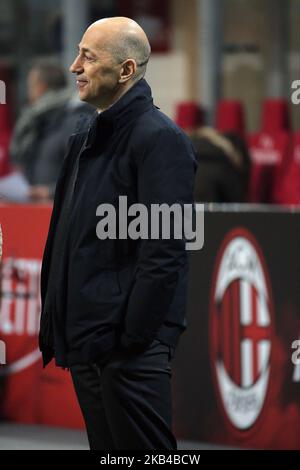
[77,79,88,89]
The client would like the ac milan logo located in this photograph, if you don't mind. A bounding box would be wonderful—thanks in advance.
[210,228,274,433]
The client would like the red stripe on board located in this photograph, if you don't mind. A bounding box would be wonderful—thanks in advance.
[222,288,231,375]
[232,280,241,386]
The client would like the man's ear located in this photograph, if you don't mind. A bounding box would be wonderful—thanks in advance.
[119,59,137,83]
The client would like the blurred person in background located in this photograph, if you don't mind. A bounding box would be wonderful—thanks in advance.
[9,62,94,201]
[190,127,250,203]
[39,16,196,450]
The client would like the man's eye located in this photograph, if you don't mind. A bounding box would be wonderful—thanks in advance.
[85,55,94,61]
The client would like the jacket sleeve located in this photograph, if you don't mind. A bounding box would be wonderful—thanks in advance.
[120,127,197,350]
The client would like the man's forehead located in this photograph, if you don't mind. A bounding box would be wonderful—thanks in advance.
[82,26,109,44]
[78,43,94,53]
[79,30,110,54]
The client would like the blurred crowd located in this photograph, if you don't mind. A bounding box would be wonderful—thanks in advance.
[176,98,300,206]
[0,62,94,203]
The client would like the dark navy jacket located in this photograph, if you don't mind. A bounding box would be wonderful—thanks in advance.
[39,78,197,368]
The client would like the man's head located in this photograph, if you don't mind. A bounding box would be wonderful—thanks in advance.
[69,17,151,111]
[27,63,67,104]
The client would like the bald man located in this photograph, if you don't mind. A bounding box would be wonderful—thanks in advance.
[39,17,197,450]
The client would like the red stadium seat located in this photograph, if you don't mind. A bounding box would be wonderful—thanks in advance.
[272,132,300,205]
[175,101,204,132]
[248,131,291,203]
[261,99,290,134]
[247,99,291,203]
[215,99,245,137]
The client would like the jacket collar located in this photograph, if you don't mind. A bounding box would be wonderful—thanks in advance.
[84,78,154,146]
[98,78,154,128]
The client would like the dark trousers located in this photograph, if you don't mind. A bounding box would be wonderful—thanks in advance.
[70,339,177,450]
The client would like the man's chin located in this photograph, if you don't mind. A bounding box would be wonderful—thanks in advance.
[78,93,97,108]
[78,91,88,102]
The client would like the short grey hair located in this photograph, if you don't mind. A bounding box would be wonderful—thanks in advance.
[105,33,151,81]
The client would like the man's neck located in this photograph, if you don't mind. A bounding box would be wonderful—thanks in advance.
[97,79,139,114]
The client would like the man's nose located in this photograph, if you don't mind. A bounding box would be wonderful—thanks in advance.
[69,55,83,74]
